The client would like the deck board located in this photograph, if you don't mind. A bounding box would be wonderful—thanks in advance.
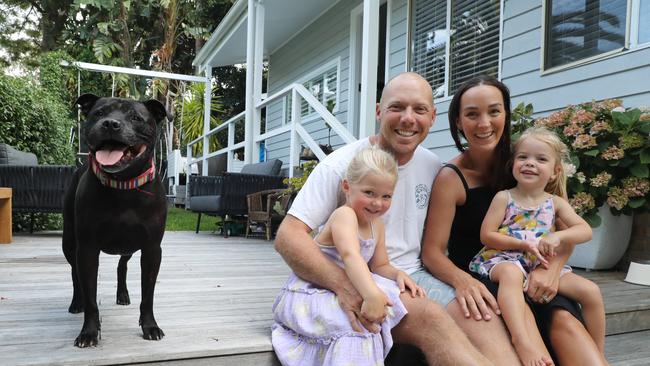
[1,231,649,365]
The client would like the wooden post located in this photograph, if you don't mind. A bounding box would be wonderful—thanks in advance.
[0,188,12,244]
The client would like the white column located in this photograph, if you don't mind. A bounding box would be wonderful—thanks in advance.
[244,0,257,164]
[201,67,212,175]
[359,0,380,138]
[252,0,265,162]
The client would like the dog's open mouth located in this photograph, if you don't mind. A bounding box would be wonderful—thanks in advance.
[94,142,147,167]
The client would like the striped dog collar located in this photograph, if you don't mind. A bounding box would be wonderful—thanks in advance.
[90,154,156,190]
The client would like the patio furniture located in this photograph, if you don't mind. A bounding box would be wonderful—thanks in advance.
[245,188,290,240]
[0,144,76,232]
[188,159,285,236]
[0,188,11,244]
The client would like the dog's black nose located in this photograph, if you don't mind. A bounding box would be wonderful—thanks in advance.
[102,119,122,131]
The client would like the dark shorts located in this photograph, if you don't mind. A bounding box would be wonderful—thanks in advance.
[476,274,584,361]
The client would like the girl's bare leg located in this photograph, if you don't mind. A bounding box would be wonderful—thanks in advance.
[548,308,609,365]
[492,263,553,366]
[557,272,606,354]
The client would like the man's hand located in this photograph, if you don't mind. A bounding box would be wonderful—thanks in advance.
[336,283,380,333]
[526,265,560,304]
[453,273,501,320]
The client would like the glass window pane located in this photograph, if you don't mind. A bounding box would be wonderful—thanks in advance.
[639,0,650,44]
[449,0,501,94]
[410,0,448,96]
[545,0,627,69]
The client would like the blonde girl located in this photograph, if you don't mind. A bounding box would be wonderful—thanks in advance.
[272,147,424,366]
[469,127,607,366]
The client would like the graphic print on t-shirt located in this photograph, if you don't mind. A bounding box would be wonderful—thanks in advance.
[415,184,429,209]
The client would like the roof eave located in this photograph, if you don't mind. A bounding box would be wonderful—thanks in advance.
[192,0,248,71]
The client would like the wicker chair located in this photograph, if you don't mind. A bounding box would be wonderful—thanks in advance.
[245,188,290,240]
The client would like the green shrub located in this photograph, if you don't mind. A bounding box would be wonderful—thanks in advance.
[0,52,77,231]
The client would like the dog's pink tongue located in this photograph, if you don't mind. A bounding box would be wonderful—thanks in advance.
[95,148,125,166]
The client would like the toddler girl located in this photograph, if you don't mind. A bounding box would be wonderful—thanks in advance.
[470,127,606,366]
[272,146,424,365]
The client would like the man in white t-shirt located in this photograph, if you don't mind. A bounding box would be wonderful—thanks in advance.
[275,73,492,365]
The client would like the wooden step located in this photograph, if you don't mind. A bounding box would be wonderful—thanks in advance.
[606,330,650,365]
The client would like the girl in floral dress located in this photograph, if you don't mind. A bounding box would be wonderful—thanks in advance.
[469,127,607,366]
[272,147,425,366]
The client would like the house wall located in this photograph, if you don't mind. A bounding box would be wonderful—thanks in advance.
[263,0,363,165]
[265,0,650,165]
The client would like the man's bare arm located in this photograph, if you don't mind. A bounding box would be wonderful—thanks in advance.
[274,214,377,332]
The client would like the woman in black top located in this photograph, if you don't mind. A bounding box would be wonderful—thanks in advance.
[421,75,607,365]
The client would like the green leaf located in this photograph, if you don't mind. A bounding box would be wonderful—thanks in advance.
[631,162,649,177]
[611,111,632,127]
[629,198,646,209]
[583,149,600,157]
[641,149,650,165]
[638,121,650,134]
[583,212,602,228]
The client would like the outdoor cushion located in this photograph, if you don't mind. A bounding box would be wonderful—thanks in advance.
[240,159,282,176]
[0,144,38,165]
[189,195,222,213]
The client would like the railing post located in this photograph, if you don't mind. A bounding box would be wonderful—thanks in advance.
[288,87,301,178]
[202,67,212,176]
[359,0,379,138]
[252,0,265,163]
[244,0,257,164]
[227,120,235,172]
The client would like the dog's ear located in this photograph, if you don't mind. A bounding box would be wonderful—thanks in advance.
[75,94,100,116]
[144,100,173,124]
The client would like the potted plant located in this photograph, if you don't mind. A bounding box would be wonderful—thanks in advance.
[513,100,650,269]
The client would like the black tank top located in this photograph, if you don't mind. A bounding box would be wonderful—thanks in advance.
[444,164,498,271]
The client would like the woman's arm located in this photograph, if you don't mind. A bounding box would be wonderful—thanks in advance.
[421,169,500,320]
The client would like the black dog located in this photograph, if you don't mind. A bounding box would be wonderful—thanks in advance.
[62,94,169,348]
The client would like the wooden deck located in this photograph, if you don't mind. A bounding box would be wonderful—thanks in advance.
[0,231,649,365]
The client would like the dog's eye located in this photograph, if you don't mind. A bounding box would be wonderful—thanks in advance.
[95,110,104,117]
[132,115,144,122]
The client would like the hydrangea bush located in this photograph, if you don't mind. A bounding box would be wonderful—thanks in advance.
[514,100,650,227]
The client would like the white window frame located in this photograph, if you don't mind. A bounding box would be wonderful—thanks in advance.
[541,0,650,73]
[284,57,341,124]
[407,0,504,102]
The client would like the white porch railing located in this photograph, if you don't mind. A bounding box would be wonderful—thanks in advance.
[187,83,357,178]
[186,111,245,175]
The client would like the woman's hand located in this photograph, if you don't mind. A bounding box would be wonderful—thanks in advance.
[395,270,426,298]
[526,265,560,304]
[453,273,501,320]
[360,291,392,330]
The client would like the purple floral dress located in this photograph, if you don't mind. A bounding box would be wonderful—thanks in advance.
[271,231,407,366]
[469,190,572,279]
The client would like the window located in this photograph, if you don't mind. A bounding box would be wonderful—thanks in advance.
[285,60,339,122]
[409,0,501,98]
[633,0,650,45]
[544,0,650,69]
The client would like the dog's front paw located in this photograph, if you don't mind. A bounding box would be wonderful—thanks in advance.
[68,300,84,314]
[142,325,165,341]
[116,290,130,305]
[74,330,100,348]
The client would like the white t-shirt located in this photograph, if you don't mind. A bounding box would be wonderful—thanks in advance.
[288,138,442,274]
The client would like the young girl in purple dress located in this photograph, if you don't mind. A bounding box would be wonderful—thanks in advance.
[469,127,607,366]
[272,147,424,366]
